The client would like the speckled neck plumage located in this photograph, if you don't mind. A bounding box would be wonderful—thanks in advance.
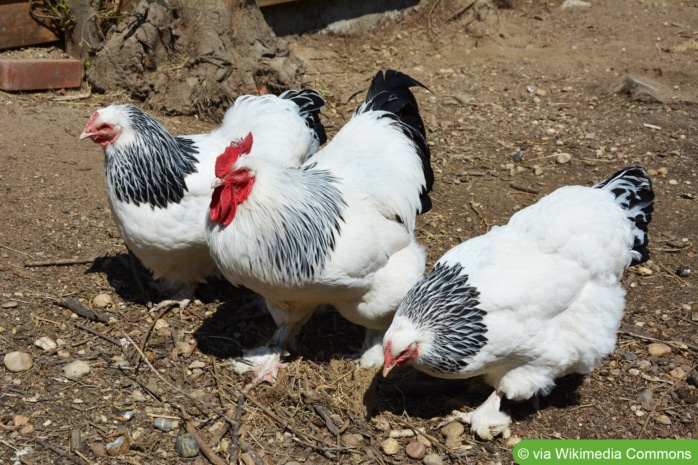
[105,108,199,209]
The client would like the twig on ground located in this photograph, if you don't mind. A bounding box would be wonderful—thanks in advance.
[72,322,122,347]
[33,438,89,465]
[0,243,32,257]
[509,183,540,195]
[134,304,176,370]
[121,333,237,425]
[58,298,110,324]
[243,391,352,452]
[470,201,490,230]
[658,263,689,287]
[619,328,698,352]
[181,406,228,465]
[637,383,680,439]
[387,413,450,452]
[25,256,99,267]
[53,89,92,101]
[230,393,245,459]
[446,0,479,23]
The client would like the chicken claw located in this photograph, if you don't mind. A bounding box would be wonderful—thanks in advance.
[230,345,290,392]
[438,390,511,440]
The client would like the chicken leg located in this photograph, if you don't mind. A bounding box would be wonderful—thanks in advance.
[231,323,300,392]
[440,390,511,440]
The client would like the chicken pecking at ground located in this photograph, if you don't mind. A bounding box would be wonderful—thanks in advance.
[80,90,326,312]
[383,167,654,440]
[206,70,435,391]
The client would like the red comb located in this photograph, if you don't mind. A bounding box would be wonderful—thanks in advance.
[215,133,254,178]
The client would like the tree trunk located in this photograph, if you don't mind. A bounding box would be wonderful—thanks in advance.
[84,0,304,119]
[65,0,100,59]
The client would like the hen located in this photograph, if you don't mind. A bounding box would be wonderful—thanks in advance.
[206,70,434,390]
[80,90,326,311]
[383,167,654,439]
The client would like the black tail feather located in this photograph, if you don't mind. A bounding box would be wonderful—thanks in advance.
[594,166,654,265]
[360,70,434,214]
[281,89,328,147]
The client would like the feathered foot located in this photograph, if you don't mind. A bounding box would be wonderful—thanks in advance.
[230,323,298,392]
[150,297,199,314]
[231,345,290,393]
[439,390,511,440]
[150,282,201,314]
[356,329,386,368]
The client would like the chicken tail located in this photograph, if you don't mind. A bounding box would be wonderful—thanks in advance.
[280,89,328,149]
[358,70,435,213]
[594,167,654,265]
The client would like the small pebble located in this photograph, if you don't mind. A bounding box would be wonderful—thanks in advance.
[656,167,668,176]
[655,414,672,425]
[34,336,57,351]
[381,438,400,456]
[555,152,572,164]
[423,453,444,465]
[636,388,653,404]
[373,418,390,432]
[105,436,130,456]
[153,417,174,432]
[405,441,426,459]
[341,433,363,447]
[4,352,33,372]
[174,433,199,458]
[676,266,691,278]
[628,368,640,376]
[670,367,687,380]
[63,360,91,379]
[636,266,653,276]
[1,301,18,308]
[92,294,112,308]
[647,343,671,357]
[440,421,464,438]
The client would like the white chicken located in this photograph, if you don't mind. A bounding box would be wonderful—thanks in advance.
[206,70,434,390]
[79,90,326,311]
[383,167,654,439]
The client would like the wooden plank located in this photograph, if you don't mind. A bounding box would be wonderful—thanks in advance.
[0,0,61,50]
[258,0,299,7]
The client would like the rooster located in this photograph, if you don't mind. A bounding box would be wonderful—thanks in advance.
[383,167,654,439]
[206,70,434,390]
[80,90,326,311]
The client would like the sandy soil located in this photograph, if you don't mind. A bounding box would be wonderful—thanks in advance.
[1,1,697,464]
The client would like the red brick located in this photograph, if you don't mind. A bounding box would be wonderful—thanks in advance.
[0,58,83,91]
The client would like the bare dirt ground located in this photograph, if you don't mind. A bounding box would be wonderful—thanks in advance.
[1,1,697,464]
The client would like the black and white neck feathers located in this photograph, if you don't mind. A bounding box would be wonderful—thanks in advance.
[229,164,348,287]
[280,89,328,152]
[105,104,199,209]
[593,166,654,264]
[397,262,488,373]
